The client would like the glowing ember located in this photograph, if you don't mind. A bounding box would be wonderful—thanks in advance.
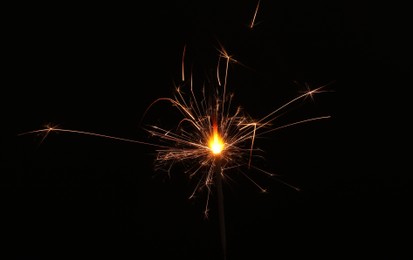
[209,124,224,155]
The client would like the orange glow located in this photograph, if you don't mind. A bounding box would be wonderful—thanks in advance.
[209,124,224,155]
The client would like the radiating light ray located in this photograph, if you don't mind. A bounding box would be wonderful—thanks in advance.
[182,44,186,82]
[258,115,331,136]
[249,0,261,29]
[247,123,257,169]
[239,168,268,193]
[250,165,301,192]
[18,126,160,148]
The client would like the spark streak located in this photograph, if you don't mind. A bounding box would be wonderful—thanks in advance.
[19,126,156,147]
[249,0,261,29]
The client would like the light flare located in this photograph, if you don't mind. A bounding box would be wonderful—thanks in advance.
[209,123,224,155]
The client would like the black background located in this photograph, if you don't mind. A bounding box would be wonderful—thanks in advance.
[3,1,411,259]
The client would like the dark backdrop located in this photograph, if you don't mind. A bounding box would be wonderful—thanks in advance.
[2,1,410,259]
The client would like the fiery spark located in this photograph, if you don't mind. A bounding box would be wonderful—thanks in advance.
[19,45,330,218]
[249,0,261,29]
[209,124,224,155]
[131,45,330,217]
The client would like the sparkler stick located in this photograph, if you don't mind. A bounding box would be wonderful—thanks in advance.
[207,122,226,259]
[215,159,227,260]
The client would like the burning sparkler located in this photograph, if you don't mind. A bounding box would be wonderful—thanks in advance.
[19,45,329,216]
[19,45,330,259]
[141,44,331,213]
[19,3,332,259]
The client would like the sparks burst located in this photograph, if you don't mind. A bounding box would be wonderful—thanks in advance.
[20,44,330,218]
[19,1,330,220]
[140,45,330,217]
